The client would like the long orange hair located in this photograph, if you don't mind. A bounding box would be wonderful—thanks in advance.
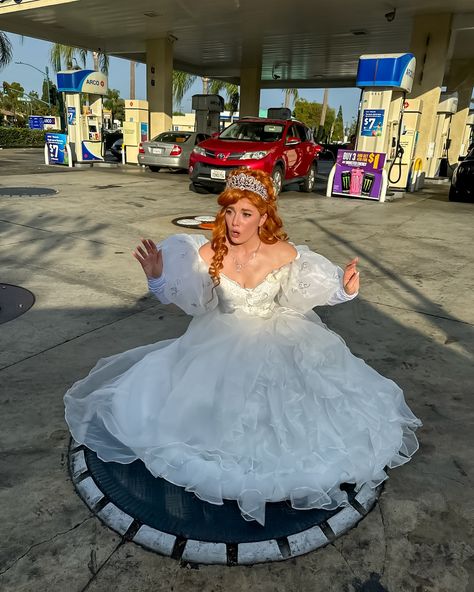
[209,168,288,285]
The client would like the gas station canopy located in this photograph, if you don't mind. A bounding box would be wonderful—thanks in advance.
[1,0,474,87]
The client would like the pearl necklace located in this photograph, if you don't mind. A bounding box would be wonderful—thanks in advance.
[229,241,262,272]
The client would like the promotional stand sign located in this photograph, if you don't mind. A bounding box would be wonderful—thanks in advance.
[44,133,73,167]
[332,149,386,201]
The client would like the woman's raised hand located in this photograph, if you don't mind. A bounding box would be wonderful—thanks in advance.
[132,238,163,278]
[343,257,359,295]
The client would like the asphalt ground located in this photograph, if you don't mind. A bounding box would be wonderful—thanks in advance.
[0,149,473,592]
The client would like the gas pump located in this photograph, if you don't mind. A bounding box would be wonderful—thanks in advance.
[192,94,224,135]
[460,110,474,156]
[395,98,423,191]
[327,53,416,202]
[57,69,108,163]
[426,93,458,178]
[355,53,416,190]
[123,100,149,165]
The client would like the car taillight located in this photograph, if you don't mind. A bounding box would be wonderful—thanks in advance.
[138,143,144,154]
[170,145,182,156]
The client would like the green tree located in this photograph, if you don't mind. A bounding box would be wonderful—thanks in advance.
[294,98,335,140]
[29,90,49,116]
[332,105,344,142]
[0,32,12,69]
[2,81,27,123]
[104,88,124,124]
[347,117,358,139]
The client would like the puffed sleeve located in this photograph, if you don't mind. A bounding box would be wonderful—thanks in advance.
[147,233,218,316]
[278,246,357,313]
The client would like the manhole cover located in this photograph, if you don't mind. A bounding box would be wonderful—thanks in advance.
[172,215,216,230]
[0,284,35,324]
[70,440,381,565]
[0,187,58,197]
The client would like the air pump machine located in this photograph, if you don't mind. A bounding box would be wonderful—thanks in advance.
[426,92,458,178]
[192,94,224,135]
[460,110,474,157]
[57,69,108,163]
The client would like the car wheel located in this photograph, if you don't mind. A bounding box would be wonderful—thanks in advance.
[448,186,460,201]
[271,165,284,195]
[149,166,161,173]
[300,162,317,193]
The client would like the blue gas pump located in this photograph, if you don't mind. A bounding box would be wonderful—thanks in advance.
[56,69,108,164]
[327,53,417,201]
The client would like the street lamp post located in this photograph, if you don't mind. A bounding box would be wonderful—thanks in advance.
[14,61,51,108]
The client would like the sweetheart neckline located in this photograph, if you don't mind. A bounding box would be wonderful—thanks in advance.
[196,241,298,291]
[219,264,291,291]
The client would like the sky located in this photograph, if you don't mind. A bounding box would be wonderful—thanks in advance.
[1,34,361,126]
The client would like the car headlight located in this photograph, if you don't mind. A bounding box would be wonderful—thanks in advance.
[193,146,206,156]
[451,167,458,184]
[240,150,269,160]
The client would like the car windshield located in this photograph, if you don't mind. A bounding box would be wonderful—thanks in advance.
[152,132,192,143]
[466,147,474,159]
[219,122,284,142]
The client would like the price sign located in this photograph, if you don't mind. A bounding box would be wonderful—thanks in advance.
[45,133,69,165]
[361,109,385,137]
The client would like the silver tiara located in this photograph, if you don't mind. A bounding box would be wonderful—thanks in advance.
[226,173,268,201]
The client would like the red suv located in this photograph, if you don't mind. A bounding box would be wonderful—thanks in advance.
[189,116,321,194]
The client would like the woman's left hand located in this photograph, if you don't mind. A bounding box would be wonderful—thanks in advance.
[343,257,359,295]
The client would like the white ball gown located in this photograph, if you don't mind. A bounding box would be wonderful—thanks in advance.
[64,234,421,526]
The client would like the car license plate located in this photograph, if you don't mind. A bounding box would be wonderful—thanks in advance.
[210,169,226,180]
[151,148,163,154]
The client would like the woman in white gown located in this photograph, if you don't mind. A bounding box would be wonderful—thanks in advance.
[65,168,421,526]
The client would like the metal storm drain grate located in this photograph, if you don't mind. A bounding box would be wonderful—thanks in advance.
[69,440,381,565]
[0,187,58,197]
[0,284,35,324]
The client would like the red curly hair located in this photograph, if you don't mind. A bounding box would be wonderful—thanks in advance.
[209,168,288,285]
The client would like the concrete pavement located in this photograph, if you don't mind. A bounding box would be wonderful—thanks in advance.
[0,150,473,591]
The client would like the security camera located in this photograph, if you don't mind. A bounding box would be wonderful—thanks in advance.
[273,74,281,80]
[385,8,396,22]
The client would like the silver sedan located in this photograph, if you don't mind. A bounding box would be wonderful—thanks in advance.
[138,131,210,172]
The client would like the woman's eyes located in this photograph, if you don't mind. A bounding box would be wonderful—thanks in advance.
[225,210,252,218]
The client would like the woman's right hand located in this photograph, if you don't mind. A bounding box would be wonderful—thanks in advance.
[132,238,163,278]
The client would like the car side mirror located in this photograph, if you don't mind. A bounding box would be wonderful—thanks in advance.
[286,136,301,146]
[211,132,219,138]
[458,155,466,162]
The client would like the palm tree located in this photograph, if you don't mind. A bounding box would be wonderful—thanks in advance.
[92,51,109,75]
[130,61,136,100]
[104,88,124,124]
[172,70,196,107]
[208,80,239,114]
[0,32,13,69]
[171,72,238,113]
[283,88,299,109]
[50,43,108,74]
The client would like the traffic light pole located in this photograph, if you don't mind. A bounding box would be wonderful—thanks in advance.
[14,61,51,108]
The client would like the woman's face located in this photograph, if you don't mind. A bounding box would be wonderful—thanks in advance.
[224,197,267,244]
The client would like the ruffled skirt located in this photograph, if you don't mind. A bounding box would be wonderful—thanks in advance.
[64,307,420,525]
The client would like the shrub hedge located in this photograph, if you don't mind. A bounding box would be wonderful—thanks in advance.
[0,127,62,148]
